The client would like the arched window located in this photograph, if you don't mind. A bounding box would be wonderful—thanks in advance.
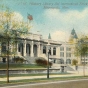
[18,43,23,56]
[26,44,30,55]
[66,59,71,64]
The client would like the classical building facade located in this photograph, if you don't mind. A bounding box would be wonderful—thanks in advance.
[0,28,86,65]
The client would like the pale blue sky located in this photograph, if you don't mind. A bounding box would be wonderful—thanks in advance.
[1,0,88,41]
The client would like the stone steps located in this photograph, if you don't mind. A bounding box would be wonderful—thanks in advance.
[66,65,75,71]
[24,56,36,64]
[52,64,75,71]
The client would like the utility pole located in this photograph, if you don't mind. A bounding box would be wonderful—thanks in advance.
[47,51,49,79]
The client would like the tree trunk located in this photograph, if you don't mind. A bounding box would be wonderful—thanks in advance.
[83,56,85,76]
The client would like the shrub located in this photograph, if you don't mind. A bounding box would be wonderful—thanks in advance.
[35,57,52,67]
[13,56,24,63]
[72,59,78,66]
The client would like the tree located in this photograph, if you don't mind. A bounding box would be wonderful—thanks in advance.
[72,59,78,70]
[0,6,31,62]
[13,56,25,63]
[74,36,88,76]
[72,59,78,65]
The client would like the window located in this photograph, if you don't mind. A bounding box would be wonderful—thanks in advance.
[18,43,23,56]
[18,44,20,52]
[60,59,64,64]
[26,44,30,54]
[66,47,71,51]
[66,59,71,64]
[60,52,64,57]
[60,47,64,51]
[66,53,71,57]
[53,47,56,55]
[43,46,46,54]
[1,42,6,52]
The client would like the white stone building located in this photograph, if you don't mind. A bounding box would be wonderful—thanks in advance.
[0,28,85,65]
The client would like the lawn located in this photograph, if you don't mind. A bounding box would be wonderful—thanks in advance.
[0,76,88,86]
[0,63,45,69]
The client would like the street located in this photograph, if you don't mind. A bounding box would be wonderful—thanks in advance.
[1,79,88,88]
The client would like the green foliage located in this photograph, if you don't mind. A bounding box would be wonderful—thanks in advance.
[35,57,47,67]
[0,6,29,34]
[0,6,31,58]
[13,56,25,63]
[74,36,88,58]
[35,57,52,67]
[0,64,44,69]
[72,59,78,66]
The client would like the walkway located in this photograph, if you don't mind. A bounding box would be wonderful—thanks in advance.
[0,70,88,81]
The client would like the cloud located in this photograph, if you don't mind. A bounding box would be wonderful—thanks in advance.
[43,8,88,32]
[30,8,88,41]
[12,12,23,22]
[51,30,69,41]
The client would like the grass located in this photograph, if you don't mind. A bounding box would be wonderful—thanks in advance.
[0,76,88,86]
[0,63,88,86]
[0,63,45,69]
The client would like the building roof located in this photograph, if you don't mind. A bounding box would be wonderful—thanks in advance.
[71,28,78,39]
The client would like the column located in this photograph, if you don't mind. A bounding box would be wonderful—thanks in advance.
[41,44,43,54]
[56,47,59,57]
[46,46,48,57]
[24,40,26,56]
[64,46,67,64]
[51,47,53,56]
[38,43,40,57]
[31,41,34,57]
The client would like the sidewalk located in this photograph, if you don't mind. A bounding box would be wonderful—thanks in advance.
[0,71,87,81]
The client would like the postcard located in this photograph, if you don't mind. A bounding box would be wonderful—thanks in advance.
[0,0,88,88]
